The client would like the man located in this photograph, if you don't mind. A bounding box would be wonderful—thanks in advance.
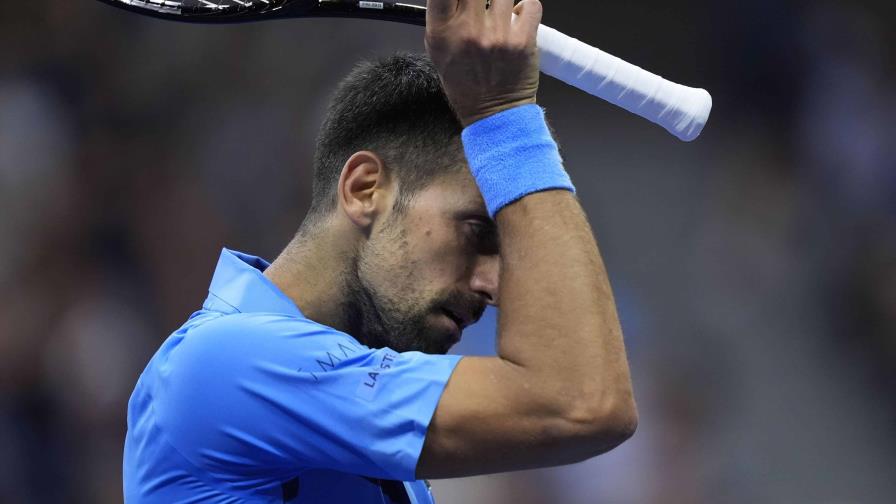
[123,0,638,502]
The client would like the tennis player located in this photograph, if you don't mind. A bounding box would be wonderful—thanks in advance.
[123,0,637,502]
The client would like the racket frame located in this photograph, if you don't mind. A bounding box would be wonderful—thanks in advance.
[98,0,426,25]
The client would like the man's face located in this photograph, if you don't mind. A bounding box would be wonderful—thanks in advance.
[346,169,499,354]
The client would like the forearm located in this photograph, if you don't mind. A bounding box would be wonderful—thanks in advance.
[496,190,636,425]
[459,99,637,435]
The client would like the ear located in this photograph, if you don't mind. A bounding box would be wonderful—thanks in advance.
[337,151,394,231]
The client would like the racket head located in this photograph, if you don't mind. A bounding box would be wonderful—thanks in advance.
[95,0,426,26]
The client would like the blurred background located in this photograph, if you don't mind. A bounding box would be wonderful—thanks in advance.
[1,0,894,502]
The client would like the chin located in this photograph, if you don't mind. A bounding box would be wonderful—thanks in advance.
[381,318,457,355]
[414,332,456,355]
[428,344,453,356]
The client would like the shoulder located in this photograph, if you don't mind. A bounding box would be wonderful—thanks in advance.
[183,311,362,352]
[159,312,369,383]
[150,312,368,437]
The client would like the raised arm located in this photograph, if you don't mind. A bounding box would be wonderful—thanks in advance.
[417,0,638,479]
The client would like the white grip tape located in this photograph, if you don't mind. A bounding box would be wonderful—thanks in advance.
[536,24,712,141]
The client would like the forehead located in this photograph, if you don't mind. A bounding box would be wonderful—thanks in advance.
[410,169,488,219]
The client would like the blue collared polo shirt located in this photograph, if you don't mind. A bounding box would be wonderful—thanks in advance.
[123,249,462,503]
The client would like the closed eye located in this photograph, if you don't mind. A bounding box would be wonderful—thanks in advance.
[465,219,499,255]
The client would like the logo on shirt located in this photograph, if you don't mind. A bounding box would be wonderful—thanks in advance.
[356,351,398,402]
[296,340,362,382]
[293,340,399,402]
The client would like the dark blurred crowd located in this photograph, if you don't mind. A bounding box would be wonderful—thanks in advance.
[1,1,894,503]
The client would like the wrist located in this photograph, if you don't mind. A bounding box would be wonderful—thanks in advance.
[458,97,538,127]
[462,104,575,218]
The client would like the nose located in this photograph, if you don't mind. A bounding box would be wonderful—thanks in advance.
[469,253,500,307]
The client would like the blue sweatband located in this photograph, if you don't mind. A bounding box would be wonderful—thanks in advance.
[462,104,575,218]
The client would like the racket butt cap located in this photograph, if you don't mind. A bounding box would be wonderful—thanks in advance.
[673,88,713,142]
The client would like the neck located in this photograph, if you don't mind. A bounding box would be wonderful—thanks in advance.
[264,224,356,333]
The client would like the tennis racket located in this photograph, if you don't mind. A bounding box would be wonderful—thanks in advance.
[95,0,712,141]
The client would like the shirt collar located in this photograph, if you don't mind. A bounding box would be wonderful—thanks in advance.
[204,248,303,317]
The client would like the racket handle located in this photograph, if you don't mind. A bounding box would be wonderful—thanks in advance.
[536,24,712,141]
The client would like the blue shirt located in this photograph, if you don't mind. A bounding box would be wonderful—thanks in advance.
[124,249,462,503]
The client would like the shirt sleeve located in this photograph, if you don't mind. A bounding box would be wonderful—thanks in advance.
[151,313,461,486]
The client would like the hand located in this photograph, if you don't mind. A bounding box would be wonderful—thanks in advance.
[425,0,543,126]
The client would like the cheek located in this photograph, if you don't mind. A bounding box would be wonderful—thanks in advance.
[413,226,470,278]
[374,214,471,293]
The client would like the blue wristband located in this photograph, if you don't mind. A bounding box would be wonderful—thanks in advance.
[462,104,575,218]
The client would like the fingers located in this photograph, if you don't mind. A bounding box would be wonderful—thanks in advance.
[488,0,540,43]
[487,0,515,21]
[427,0,459,25]
[511,0,542,42]
[428,0,497,20]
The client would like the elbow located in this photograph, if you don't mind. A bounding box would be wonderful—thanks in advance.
[594,395,639,451]
[610,392,639,438]
[564,393,639,458]
[602,399,639,450]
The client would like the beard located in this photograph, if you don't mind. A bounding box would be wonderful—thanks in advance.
[343,254,455,354]
[340,212,486,354]
[342,241,486,354]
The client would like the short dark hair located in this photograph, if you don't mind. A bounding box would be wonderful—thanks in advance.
[306,53,464,224]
